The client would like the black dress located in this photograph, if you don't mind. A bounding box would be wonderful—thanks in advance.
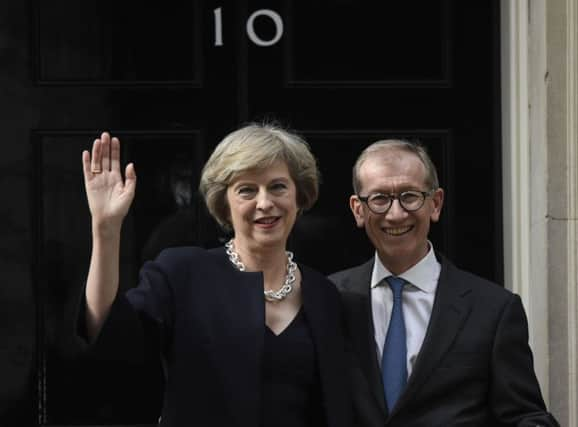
[261,309,325,427]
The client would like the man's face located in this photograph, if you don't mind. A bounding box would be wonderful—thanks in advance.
[350,149,444,275]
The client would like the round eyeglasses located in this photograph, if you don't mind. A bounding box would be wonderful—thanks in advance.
[357,189,436,214]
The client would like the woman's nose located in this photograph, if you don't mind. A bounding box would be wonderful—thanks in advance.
[256,190,274,210]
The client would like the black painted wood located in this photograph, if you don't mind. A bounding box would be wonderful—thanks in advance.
[0,0,501,425]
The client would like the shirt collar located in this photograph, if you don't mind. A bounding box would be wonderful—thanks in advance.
[370,241,440,293]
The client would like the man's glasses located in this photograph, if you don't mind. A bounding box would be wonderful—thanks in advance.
[357,189,435,214]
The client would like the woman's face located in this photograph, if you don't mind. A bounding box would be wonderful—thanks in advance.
[226,160,299,252]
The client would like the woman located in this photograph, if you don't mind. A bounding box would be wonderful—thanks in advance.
[80,124,352,427]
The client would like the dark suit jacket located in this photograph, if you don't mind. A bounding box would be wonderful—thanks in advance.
[83,246,352,427]
[329,253,559,427]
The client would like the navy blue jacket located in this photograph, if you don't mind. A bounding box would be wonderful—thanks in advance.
[85,246,353,427]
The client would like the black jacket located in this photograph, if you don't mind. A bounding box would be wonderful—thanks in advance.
[84,246,353,427]
[329,253,559,427]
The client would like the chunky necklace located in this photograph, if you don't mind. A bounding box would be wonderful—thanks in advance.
[225,239,297,302]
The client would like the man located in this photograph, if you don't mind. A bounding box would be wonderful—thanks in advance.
[329,140,559,426]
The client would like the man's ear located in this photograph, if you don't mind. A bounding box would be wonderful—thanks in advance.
[430,188,444,223]
[350,195,365,228]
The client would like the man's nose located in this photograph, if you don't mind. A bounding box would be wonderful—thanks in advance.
[385,198,408,219]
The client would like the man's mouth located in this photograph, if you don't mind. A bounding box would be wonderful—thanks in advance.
[383,226,413,236]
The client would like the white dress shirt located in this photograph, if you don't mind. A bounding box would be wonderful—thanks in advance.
[371,243,440,377]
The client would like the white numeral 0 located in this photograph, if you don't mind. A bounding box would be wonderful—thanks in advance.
[246,9,283,47]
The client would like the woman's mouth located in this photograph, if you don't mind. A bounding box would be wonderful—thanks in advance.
[254,216,281,227]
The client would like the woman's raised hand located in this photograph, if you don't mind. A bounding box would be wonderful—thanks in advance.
[82,132,136,231]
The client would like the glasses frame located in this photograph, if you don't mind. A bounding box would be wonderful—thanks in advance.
[357,189,436,215]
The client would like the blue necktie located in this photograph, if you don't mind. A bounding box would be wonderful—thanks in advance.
[381,276,407,411]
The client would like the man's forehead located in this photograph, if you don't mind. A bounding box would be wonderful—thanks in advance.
[358,151,426,187]
[361,148,423,172]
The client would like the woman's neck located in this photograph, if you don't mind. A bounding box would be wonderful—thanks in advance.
[231,239,289,290]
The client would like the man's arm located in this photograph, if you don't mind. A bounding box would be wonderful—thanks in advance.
[490,294,560,427]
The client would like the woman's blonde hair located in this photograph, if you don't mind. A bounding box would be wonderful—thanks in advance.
[199,124,319,230]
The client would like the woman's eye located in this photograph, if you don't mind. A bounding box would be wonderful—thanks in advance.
[237,187,255,197]
[270,183,287,192]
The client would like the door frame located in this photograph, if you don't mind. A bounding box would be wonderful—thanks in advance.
[502,3,578,422]
[500,0,549,401]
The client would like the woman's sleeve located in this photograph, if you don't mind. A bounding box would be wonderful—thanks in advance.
[77,250,177,365]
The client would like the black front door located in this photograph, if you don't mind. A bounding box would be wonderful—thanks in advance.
[0,0,500,424]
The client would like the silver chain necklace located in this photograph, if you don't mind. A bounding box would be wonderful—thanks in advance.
[225,239,297,302]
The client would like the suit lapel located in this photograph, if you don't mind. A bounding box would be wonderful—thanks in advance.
[390,254,473,416]
[341,260,388,417]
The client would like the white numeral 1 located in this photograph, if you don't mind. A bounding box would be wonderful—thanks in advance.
[214,7,223,47]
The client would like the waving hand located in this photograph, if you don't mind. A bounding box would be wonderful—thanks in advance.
[82,132,136,229]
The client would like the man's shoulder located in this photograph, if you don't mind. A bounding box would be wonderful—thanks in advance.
[438,253,514,302]
[328,259,374,292]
